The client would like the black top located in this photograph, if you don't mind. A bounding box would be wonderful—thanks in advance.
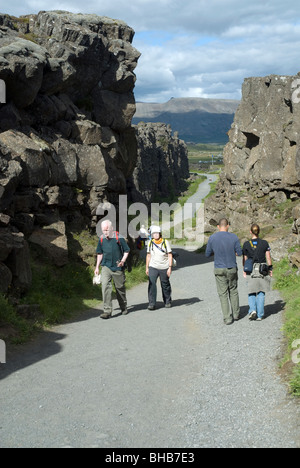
[242,238,271,263]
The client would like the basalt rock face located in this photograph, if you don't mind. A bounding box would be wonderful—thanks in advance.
[128,122,190,205]
[205,74,300,259]
[0,11,140,293]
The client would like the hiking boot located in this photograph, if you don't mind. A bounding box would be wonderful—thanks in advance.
[100,312,111,320]
[224,319,234,325]
[249,311,257,320]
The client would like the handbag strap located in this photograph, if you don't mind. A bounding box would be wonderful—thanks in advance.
[150,239,167,253]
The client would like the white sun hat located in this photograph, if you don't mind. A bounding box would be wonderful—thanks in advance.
[150,225,162,235]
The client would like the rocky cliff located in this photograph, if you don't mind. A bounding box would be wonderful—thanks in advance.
[0,11,141,294]
[128,122,190,205]
[0,11,191,297]
[205,74,300,264]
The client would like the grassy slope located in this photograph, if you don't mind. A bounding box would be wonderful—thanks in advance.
[273,256,300,396]
[0,234,147,344]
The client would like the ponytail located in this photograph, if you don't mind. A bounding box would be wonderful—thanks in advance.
[251,224,260,237]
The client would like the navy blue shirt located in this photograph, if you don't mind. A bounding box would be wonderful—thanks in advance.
[96,234,130,272]
[205,231,242,268]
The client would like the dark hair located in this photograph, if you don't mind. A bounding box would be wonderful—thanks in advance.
[218,218,229,228]
[251,224,260,236]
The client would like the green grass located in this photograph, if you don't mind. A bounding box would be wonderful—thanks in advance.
[0,295,33,344]
[0,261,102,344]
[178,175,206,207]
[187,143,224,172]
[0,231,148,345]
[22,261,102,325]
[274,255,300,397]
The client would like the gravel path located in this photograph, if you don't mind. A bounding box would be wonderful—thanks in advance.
[0,176,299,448]
[0,250,299,448]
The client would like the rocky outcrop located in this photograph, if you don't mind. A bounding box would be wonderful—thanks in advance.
[205,74,300,260]
[128,122,190,205]
[0,11,140,293]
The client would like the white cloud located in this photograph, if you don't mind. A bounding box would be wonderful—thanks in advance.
[2,1,300,102]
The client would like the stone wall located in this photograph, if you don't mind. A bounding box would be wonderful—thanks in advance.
[128,122,190,205]
[205,74,300,261]
[0,11,140,294]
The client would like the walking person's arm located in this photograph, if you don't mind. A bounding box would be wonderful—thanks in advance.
[167,253,173,278]
[146,253,151,276]
[117,251,129,268]
[266,250,273,277]
[205,238,214,257]
[243,255,248,278]
[95,254,103,276]
[235,237,243,257]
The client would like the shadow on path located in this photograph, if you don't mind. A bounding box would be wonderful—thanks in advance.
[239,299,286,320]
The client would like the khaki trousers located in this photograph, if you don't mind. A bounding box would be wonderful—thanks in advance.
[101,266,127,315]
[214,267,240,323]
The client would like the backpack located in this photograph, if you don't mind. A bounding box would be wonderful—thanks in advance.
[148,239,179,267]
[100,231,130,271]
[148,238,168,252]
[100,230,121,245]
[244,239,268,276]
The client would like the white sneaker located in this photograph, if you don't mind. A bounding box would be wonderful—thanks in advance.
[249,311,257,320]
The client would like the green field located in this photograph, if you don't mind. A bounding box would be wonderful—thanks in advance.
[187,143,225,171]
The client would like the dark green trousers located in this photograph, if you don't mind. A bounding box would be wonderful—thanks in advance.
[214,267,240,323]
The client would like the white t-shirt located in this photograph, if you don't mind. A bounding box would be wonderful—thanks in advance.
[147,239,172,270]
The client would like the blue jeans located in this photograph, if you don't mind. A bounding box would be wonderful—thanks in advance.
[248,292,265,319]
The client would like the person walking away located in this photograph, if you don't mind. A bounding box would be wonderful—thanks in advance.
[243,224,273,321]
[95,220,130,319]
[146,226,173,310]
[205,218,243,325]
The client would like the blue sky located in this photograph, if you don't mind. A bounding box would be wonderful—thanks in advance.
[1,0,300,102]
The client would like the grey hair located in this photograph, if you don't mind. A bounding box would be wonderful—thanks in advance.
[101,220,113,229]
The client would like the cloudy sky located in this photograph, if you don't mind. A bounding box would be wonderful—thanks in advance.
[2,0,300,102]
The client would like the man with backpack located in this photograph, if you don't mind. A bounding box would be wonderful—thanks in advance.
[95,220,130,319]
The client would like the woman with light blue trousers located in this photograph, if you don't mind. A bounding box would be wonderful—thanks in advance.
[243,224,273,321]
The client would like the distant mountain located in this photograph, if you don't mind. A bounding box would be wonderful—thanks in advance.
[133,98,240,144]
